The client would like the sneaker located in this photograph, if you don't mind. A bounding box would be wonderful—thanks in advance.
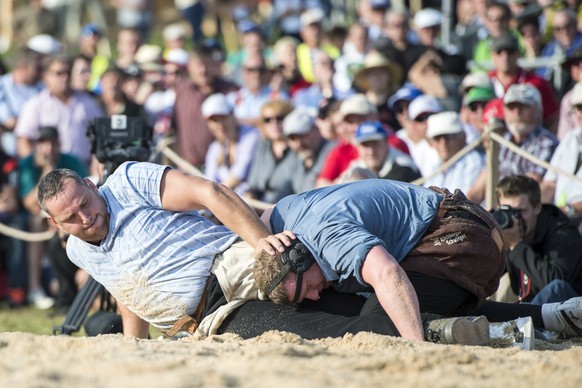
[27,288,54,310]
[425,316,490,346]
[490,316,535,350]
[542,297,582,337]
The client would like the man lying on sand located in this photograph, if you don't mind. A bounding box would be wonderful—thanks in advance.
[38,163,582,343]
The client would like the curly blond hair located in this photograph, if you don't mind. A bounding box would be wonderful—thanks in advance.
[253,250,290,304]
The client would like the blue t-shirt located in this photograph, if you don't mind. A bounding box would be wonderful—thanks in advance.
[67,161,238,328]
[269,179,441,292]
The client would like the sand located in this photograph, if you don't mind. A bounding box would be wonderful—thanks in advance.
[1,331,581,387]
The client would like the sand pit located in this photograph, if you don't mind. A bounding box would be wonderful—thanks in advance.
[1,331,581,387]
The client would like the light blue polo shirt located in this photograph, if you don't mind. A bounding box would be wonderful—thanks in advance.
[67,162,238,328]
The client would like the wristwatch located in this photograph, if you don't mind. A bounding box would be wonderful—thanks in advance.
[565,204,576,216]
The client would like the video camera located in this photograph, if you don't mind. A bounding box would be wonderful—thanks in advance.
[490,205,522,229]
[86,115,152,180]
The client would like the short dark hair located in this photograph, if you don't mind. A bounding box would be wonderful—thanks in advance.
[495,175,541,207]
[42,53,73,73]
[38,169,86,216]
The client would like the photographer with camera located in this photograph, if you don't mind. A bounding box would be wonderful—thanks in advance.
[494,175,582,304]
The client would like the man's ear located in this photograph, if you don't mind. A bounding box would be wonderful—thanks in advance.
[83,177,98,192]
[533,201,542,216]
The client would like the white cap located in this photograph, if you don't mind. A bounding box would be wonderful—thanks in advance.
[503,83,542,108]
[283,108,316,136]
[427,112,464,138]
[571,82,582,106]
[339,94,377,119]
[414,8,442,29]
[459,72,492,94]
[164,48,189,67]
[27,34,62,55]
[202,93,233,118]
[163,23,187,41]
[408,95,443,119]
[300,9,325,28]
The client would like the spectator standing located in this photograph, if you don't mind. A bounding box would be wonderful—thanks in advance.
[172,50,239,169]
[271,37,311,98]
[19,126,88,309]
[296,9,340,84]
[488,32,559,131]
[557,47,582,139]
[15,54,103,165]
[293,52,346,110]
[78,24,109,92]
[246,100,295,203]
[174,0,205,46]
[424,112,484,193]
[202,94,259,196]
[342,120,420,183]
[333,23,369,96]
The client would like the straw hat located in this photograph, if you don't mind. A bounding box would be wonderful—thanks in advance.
[353,51,402,93]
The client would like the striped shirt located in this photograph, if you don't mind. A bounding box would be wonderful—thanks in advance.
[67,162,238,328]
[498,126,558,178]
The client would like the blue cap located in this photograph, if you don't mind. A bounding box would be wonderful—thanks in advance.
[81,24,101,38]
[388,84,423,109]
[370,0,390,10]
[237,20,261,34]
[355,121,387,144]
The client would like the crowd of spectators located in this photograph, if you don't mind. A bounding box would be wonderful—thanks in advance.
[1,0,582,314]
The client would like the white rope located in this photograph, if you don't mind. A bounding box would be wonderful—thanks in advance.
[0,222,55,242]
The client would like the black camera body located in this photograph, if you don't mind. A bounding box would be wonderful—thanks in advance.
[87,115,152,178]
[490,205,522,229]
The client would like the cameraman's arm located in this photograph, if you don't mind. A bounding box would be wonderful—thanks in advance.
[118,300,150,339]
[506,221,582,288]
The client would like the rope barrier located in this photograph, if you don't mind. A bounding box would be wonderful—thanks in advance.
[3,127,581,242]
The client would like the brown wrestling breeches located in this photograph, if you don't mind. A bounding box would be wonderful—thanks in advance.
[400,187,506,314]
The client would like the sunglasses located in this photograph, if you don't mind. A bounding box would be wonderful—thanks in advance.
[262,115,285,123]
[494,48,517,55]
[394,103,409,114]
[573,105,582,112]
[413,113,432,122]
[244,66,266,73]
[468,102,487,112]
[554,23,573,32]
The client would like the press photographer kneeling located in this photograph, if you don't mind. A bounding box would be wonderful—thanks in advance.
[494,175,582,304]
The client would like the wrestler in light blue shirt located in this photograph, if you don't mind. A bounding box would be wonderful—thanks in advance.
[269,179,441,292]
[67,162,238,328]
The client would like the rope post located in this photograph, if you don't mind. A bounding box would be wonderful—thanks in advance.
[485,130,500,210]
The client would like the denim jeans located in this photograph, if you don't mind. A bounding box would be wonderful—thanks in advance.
[530,279,578,304]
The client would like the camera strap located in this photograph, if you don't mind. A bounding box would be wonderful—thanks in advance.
[518,271,531,302]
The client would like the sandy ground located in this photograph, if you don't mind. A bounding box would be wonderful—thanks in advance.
[1,331,581,387]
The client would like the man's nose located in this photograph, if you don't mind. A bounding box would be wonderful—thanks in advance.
[79,211,93,224]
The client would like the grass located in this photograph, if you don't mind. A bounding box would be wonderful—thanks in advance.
[0,302,73,336]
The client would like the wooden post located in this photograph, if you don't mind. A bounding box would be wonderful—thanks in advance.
[0,0,13,53]
[485,130,500,210]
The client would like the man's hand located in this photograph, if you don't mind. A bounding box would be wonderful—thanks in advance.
[254,231,296,257]
[500,215,524,250]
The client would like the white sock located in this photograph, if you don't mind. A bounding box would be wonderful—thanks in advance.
[541,302,563,332]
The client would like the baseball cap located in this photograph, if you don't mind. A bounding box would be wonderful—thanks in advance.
[503,83,541,108]
[37,126,59,142]
[459,72,492,94]
[27,34,62,55]
[388,84,423,109]
[202,93,233,118]
[339,94,377,119]
[408,95,443,120]
[464,87,495,106]
[414,9,442,29]
[163,48,189,67]
[300,9,324,28]
[571,82,582,106]
[562,46,582,70]
[370,0,390,10]
[427,112,464,138]
[355,121,387,144]
[482,98,505,126]
[81,24,101,39]
[237,20,261,34]
[162,23,187,41]
[283,108,316,136]
[491,33,519,53]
